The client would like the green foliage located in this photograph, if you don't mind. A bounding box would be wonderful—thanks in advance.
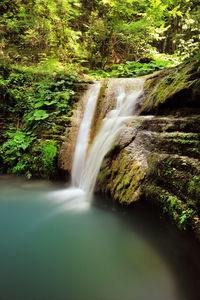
[1,0,199,68]
[179,209,195,230]
[0,0,199,180]
[0,0,83,63]
[84,12,111,68]
[0,130,58,178]
[88,60,175,79]
[3,131,35,153]
[188,176,200,195]
[41,141,58,177]
[0,63,82,178]
[0,64,78,127]
[0,130,36,174]
[160,192,196,230]
[189,52,200,64]
[30,110,50,121]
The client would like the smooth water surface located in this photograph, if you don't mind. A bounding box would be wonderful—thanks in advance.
[0,176,200,300]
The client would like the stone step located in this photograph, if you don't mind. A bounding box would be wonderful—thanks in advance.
[137,130,200,159]
[146,152,200,177]
[145,152,200,209]
[138,115,200,133]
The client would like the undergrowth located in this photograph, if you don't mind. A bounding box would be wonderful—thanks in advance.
[0,61,84,179]
[86,59,176,79]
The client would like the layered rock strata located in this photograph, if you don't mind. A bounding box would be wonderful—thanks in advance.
[95,62,200,239]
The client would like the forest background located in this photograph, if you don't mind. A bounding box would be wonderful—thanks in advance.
[1,0,200,72]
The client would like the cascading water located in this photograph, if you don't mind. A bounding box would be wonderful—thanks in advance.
[71,82,101,187]
[72,78,145,196]
[49,82,101,211]
[49,78,144,210]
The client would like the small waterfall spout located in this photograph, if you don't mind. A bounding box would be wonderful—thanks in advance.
[71,78,144,197]
[71,82,101,187]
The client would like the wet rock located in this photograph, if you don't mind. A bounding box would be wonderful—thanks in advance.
[139,62,200,116]
[95,62,200,240]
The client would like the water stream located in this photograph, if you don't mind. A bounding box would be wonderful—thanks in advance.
[72,78,144,195]
[72,82,101,187]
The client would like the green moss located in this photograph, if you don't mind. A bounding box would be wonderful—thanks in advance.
[188,180,195,194]
[140,62,199,114]
[131,181,136,188]
[41,140,58,177]
[56,116,71,125]
[154,65,192,106]
[52,126,66,134]
[116,182,124,191]
[172,180,184,190]
[164,168,175,176]
[187,175,200,197]
[176,138,199,146]
[167,196,177,208]
[163,194,192,230]
[144,181,199,232]
[121,197,127,203]
[98,167,111,184]
[124,180,130,187]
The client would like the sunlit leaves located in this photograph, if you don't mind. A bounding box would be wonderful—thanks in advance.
[1,0,199,65]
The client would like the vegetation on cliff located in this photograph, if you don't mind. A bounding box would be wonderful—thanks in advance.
[0,61,85,178]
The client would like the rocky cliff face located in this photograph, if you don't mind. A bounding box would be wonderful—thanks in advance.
[95,62,200,239]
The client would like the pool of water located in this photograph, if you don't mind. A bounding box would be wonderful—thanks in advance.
[0,176,200,300]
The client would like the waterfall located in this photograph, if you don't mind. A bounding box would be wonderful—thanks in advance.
[71,82,101,187]
[48,78,144,211]
[72,78,145,196]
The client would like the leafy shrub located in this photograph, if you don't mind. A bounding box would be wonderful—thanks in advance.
[0,130,36,174]
[0,64,82,178]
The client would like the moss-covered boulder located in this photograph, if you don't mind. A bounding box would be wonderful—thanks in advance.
[96,61,200,240]
[140,62,200,115]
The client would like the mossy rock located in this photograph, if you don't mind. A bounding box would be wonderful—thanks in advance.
[140,62,200,115]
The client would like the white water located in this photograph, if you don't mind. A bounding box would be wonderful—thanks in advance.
[71,82,101,187]
[50,78,144,210]
[73,78,145,196]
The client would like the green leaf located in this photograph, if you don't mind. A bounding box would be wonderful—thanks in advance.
[35,102,44,108]
[44,100,57,105]
[31,110,49,120]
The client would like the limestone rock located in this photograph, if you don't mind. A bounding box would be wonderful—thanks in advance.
[95,61,200,240]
